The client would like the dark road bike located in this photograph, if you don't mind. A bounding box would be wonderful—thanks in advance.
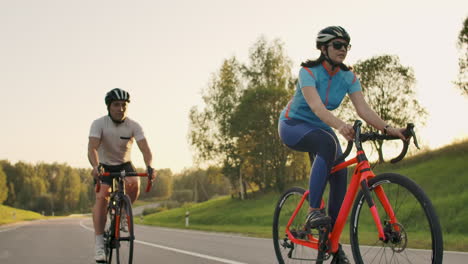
[273,120,443,263]
[96,170,153,264]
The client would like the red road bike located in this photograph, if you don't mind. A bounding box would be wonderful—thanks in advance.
[273,120,443,263]
[96,170,153,264]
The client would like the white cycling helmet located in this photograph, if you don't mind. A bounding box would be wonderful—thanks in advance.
[316,26,351,49]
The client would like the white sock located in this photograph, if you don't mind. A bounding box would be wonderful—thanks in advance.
[95,234,104,247]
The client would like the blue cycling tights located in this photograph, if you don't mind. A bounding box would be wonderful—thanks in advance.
[279,119,347,225]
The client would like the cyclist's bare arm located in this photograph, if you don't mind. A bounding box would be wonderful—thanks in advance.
[136,138,156,180]
[88,136,101,178]
[349,91,405,140]
[302,86,354,140]
[136,138,152,167]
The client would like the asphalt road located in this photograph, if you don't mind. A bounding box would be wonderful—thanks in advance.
[0,217,467,263]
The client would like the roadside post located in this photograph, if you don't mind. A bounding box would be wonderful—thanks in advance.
[185,211,190,227]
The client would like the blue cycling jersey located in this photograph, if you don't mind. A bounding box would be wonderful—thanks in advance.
[279,61,361,130]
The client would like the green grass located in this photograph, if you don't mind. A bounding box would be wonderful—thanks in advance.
[138,140,468,251]
[136,193,277,237]
[0,205,45,225]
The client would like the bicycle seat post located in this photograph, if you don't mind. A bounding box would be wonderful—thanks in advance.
[117,170,126,195]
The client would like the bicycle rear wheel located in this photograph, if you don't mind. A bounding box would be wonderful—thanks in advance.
[273,187,326,264]
[115,195,134,264]
[350,173,443,264]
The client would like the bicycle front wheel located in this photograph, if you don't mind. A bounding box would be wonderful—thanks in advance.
[273,187,326,264]
[350,173,443,264]
[115,195,134,264]
[104,203,116,264]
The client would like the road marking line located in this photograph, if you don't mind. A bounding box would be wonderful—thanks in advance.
[444,250,468,255]
[0,222,32,233]
[137,224,269,241]
[135,240,247,264]
[79,219,247,264]
[79,219,94,231]
[0,225,22,233]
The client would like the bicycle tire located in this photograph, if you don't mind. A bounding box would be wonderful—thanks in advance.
[273,187,326,264]
[115,194,134,264]
[104,203,116,264]
[350,173,443,264]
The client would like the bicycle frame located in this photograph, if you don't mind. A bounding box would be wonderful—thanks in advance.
[285,150,399,254]
[106,172,149,234]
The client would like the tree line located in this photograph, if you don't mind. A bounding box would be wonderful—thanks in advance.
[0,160,232,215]
[0,160,93,215]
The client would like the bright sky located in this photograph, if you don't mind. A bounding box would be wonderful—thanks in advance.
[1,0,467,173]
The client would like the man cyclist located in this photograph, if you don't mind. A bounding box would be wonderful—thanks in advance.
[88,88,157,262]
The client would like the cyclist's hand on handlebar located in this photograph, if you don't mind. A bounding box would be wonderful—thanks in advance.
[386,127,408,141]
[93,165,104,193]
[338,123,355,141]
[92,165,103,180]
[147,166,157,181]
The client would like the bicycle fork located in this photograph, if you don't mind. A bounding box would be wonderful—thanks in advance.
[360,179,399,242]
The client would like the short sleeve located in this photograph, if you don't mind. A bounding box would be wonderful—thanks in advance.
[298,68,317,89]
[348,72,362,94]
[133,121,145,141]
[89,119,102,138]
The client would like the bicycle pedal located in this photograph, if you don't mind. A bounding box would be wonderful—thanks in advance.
[290,230,299,237]
[297,231,309,239]
[95,261,106,263]
[318,224,331,232]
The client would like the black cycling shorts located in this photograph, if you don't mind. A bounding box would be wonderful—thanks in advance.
[95,162,136,186]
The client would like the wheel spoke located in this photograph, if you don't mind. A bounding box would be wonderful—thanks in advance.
[273,187,327,264]
[350,173,443,264]
[115,196,134,264]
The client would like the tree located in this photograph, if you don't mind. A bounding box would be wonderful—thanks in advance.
[172,167,230,202]
[14,162,47,210]
[231,37,295,191]
[0,166,7,204]
[61,168,81,213]
[189,37,315,193]
[189,57,244,194]
[139,168,174,200]
[0,160,16,205]
[337,55,427,163]
[456,16,468,96]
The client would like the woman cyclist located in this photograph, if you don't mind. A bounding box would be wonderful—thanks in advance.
[278,26,406,263]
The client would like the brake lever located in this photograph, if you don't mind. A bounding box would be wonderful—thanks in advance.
[145,166,155,192]
[404,123,420,150]
[391,123,419,164]
[410,127,420,149]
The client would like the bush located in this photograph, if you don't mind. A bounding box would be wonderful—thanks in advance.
[171,190,193,203]
[142,207,166,215]
[161,200,181,209]
[141,200,182,216]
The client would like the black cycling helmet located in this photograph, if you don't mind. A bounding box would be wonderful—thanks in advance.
[316,26,351,49]
[105,88,130,106]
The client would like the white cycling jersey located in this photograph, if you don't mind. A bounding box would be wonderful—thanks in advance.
[89,115,145,165]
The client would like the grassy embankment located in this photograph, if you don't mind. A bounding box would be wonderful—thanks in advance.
[0,205,44,225]
[140,140,468,251]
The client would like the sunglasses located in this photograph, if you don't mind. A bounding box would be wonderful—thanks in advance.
[329,41,352,51]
